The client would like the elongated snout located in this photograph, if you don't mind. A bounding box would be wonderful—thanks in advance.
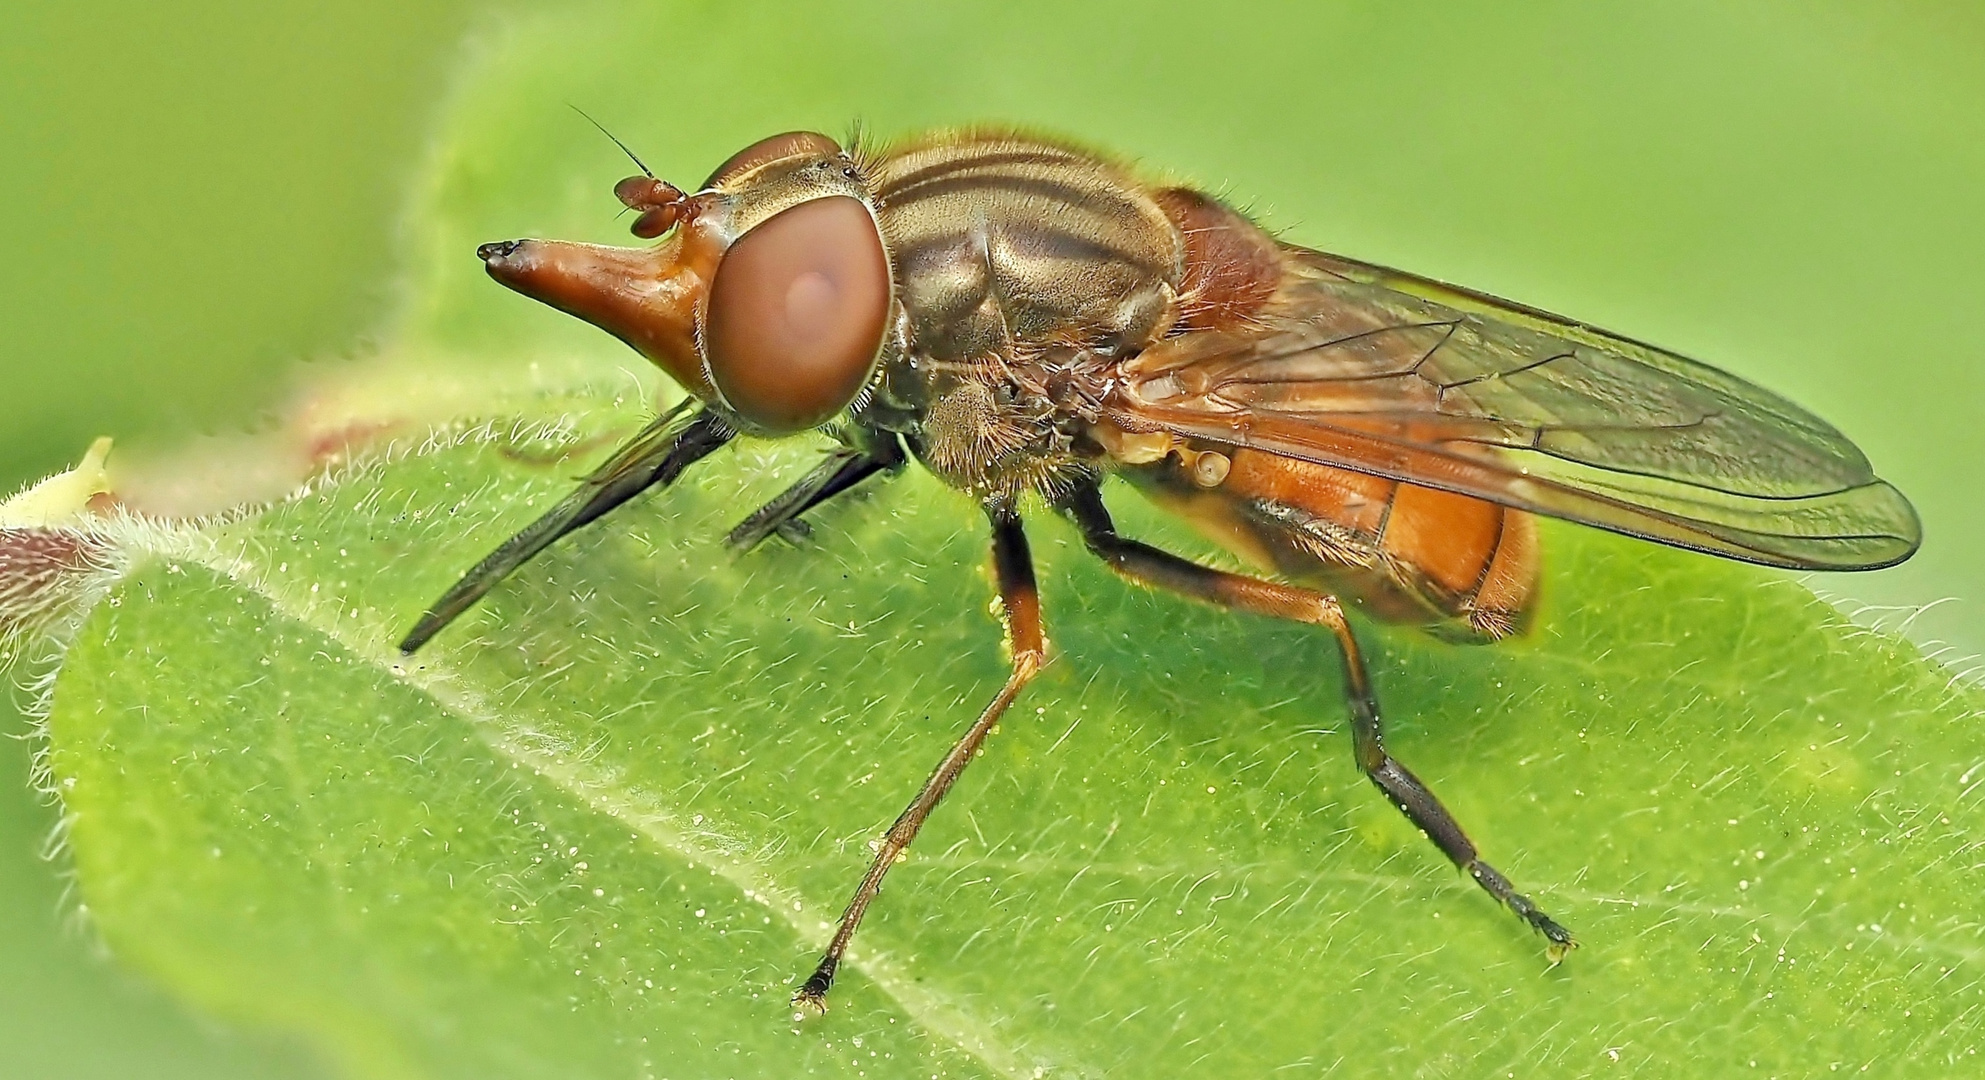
[477,237,715,397]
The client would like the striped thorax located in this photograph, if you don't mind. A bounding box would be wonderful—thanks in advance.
[863,133,1185,498]
[872,133,1184,363]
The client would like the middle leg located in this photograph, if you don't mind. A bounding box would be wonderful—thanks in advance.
[793,502,1048,1014]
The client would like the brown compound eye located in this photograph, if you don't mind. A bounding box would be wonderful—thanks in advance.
[703,195,891,433]
[702,131,842,189]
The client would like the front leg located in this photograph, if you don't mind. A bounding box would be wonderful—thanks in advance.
[726,429,905,552]
[793,502,1047,1015]
[1058,480,1574,957]
[400,406,733,653]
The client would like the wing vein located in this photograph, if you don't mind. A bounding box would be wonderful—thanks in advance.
[1109,252,1920,569]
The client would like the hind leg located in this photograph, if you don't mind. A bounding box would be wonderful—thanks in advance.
[1059,480,1573,955]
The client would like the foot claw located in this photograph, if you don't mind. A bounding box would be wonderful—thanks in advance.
[1534,915,1577,964]
[791,958,836,1018]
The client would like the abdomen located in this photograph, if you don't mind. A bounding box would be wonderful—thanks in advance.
[1125,445,1540,641]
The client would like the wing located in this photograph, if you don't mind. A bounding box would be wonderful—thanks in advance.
[1107,249,1920,570]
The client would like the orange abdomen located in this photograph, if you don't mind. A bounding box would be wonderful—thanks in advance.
[1126,445,1539,641]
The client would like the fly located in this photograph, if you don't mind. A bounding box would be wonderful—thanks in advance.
[395,128,1922,1015]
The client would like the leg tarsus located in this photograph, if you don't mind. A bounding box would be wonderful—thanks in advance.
[1363,750,1575,952]
[1466,858,1577,956]
[793,957,837,1016]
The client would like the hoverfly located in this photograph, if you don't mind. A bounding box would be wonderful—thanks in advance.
[397,128,1921,1014]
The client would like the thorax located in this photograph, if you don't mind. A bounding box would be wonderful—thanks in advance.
[872,133,1183,364]
[864,133,1185,499]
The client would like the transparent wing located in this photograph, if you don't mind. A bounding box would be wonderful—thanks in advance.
[1109,249,1920,570]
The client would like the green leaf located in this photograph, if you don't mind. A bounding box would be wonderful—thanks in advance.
[26,4,1985,1077]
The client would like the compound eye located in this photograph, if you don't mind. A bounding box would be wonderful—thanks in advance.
[703,195,891,433]
[702,131,842,189]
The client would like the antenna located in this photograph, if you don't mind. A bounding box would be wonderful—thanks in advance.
[569,104,654,179]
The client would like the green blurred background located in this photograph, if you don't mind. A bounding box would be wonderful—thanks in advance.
[2,2,1980,1076]
[1,3,481,1077]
